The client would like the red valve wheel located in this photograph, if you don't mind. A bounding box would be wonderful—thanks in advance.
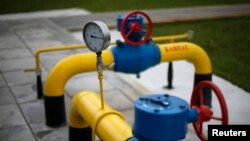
[190,81,228,141]
[120,11,153,46]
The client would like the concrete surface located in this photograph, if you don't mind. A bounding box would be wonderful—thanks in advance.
[0,17,146,141]
[0,4,250,141]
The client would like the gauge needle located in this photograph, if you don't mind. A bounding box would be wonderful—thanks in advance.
[91,35,103,39]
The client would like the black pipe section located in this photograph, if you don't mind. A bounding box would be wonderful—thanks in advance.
[166,62,173,89]
[44,95,66,127]
[194,74,212,107]
[69,126,92,141]
[36,74,43,99]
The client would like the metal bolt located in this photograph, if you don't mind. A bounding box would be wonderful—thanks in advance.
[154,109,160,113]
[139,98,144,101]
[164,94,169,98]
[161,101,169,107]
[179,105,185,109]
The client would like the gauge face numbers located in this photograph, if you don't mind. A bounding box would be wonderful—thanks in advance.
[83,21,110,53]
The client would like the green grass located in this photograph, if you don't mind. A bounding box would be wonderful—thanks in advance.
[0,0,249,14]
[153,17,250,92]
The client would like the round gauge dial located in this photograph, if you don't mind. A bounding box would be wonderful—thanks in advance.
[83,21,110,52]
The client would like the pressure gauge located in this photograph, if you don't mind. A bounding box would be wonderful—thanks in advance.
[83,21,111,52]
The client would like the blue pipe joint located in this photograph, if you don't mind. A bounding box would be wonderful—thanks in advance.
[111,41,161,74]
[133,94,198,141]
[188,108,198,123]
[126,137,139,141]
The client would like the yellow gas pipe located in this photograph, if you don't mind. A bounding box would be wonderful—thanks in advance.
[153,31,192,43]
[24,33,191,98]
[44,50,114,96]
[24,43,115,73]
[43,50,114,127]
[159,42,211,74]
[43,42,211,129]
[24,32,190,74]
[45,42,210,97]
[69,91,132,141]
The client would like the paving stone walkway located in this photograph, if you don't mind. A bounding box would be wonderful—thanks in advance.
[0,17,150,140]
[0,4,249,141]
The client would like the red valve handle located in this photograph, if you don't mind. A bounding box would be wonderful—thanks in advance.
[190,81,228,141]
[120,11,153,46]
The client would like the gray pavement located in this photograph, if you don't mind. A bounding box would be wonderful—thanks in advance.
[0,4,249,141]
[0,17,146,141]
[0,8,91,21]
